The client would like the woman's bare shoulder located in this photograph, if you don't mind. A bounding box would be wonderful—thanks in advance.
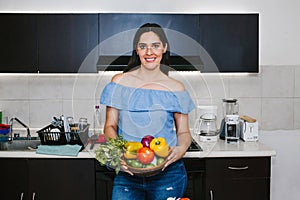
[111,73,123,83]
[165,77,186,92]
[111,72,137,86]
[111,72,132,83]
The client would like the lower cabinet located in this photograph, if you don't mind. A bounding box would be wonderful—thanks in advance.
[183,158,205,199]
[0,158,28,199]
[205,157,271,200]
[95,166,115,200]
[0,158,95,200]
[0,156,271,200]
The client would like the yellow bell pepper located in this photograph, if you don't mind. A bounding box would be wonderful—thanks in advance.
[124,141,143,160]
[149,137,169,158]
[125,141,143,152]
[124,150,137,159]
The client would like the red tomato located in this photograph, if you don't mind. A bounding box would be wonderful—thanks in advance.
[137,147,155,164]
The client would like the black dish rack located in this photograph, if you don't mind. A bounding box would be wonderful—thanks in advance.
[37,124,89,150]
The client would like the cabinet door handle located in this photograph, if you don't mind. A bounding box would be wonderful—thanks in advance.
[20,192,24,200]
[228,166,249,170]
[210,190,214,200]
[32,192,36,200]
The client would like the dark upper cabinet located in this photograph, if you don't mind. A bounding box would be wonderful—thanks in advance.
[199,14,259,73]
[0,14,99,73]
[0,14,38,72]
[97,13,259,73]
[37,14,99,73]
[0,13,258,73]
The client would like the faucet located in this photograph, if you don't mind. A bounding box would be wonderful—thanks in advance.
[8,117,31,141]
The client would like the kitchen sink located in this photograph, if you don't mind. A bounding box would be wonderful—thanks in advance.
[0,137,41,151]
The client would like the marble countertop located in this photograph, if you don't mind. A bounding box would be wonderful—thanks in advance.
[0,135,276,159]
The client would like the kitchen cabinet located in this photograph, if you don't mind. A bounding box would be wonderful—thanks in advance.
[0,14,98,73]
[183,158,205,199]
[205,157,270,200]
[95,164,115,200]
[0,156,272,200]
[0,14,38,72]
[0,158,95,200]
[37,14,98,73]
[0,158,28,199]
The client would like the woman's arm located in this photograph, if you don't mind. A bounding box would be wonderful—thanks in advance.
[163,112,192,170]
[103,106,119,139]
[103,106,134,175]
[175,113,192,152]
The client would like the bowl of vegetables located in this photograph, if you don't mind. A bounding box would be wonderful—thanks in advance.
[124,135,169,177]
[95,135,169,177]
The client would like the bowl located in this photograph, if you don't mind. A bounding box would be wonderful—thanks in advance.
[0,124,10,135]
[125,158,168,177]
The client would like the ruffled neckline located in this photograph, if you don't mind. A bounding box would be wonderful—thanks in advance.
[109,82,186,93]
[100,82,195,114]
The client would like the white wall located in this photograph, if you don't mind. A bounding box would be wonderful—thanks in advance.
[260,130,300,200]
[0,0,300,65]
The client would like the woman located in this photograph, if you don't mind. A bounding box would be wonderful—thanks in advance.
[100,23,195,200]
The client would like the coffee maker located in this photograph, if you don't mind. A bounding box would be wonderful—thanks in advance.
[224,115,240,143]
[219,98,240,143]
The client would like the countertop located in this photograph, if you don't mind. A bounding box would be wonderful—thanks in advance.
[185,134,276,158]
[0,135,276,159]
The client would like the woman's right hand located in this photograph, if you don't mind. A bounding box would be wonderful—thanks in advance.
[120,160,134,176]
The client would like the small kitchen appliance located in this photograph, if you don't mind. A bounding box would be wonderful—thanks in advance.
[219,98,239,141]
[225,115,240,143]
[194,107,219,142]
[240,116,258,141]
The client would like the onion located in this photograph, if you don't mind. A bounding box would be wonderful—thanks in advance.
[141,135,154,148]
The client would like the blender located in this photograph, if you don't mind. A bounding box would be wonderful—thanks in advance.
[219,98,240,143]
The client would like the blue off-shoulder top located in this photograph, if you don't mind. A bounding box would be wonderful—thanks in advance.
[100,82,195,146]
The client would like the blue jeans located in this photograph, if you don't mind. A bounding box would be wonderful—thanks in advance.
[112,160,187,200]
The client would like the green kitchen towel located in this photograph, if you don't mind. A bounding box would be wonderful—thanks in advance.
[36,144,82,156]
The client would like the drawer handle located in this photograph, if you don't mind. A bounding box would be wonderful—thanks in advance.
[210,190,214,200]
[20,192,24,200]
[32,192,36,200]
[228,166,249,170]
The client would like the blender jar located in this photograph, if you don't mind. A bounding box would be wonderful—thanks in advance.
[222,98,239,116]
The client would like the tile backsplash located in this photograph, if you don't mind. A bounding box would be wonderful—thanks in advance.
[0,65,299,132]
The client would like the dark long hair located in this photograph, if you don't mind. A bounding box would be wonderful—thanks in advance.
[123,23,171,74]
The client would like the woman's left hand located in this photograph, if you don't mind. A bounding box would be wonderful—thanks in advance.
[162,145,186,171]
[120,159,134,176]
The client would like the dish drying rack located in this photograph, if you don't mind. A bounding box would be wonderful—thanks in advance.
[37,124,89,149]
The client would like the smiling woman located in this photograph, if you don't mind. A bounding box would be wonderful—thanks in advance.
[99,23,195,200]
[124,23,171,75]
[136,32,168,72]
